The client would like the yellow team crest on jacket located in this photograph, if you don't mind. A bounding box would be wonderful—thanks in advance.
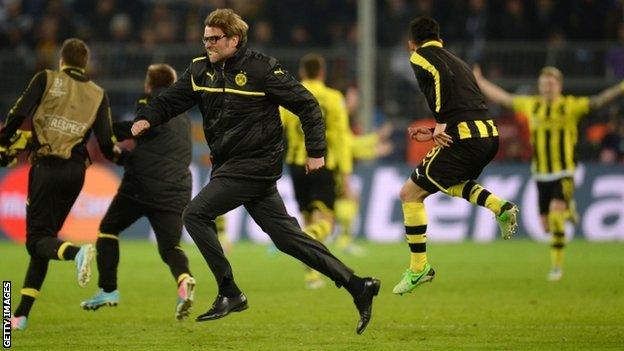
[235,72,247,86]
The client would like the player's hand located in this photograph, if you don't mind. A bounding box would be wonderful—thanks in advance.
[408,127,433,142]
[376,140,394,157]
[112,145,122,161]
[306,156,325,174]
[433,123,453,148]
[131,120,151,137]
[376,122,394,140]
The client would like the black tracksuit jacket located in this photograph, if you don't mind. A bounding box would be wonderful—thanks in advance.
[137,45,326,182]
[114,91,192,214]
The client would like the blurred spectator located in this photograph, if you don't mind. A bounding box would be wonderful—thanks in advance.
[531,0,563,40]
[140,26,157,51]
[463,0,487,62]
[35,16,59,69]
[492,0,531,40]
[45,0,75,40]
[148,4,179,44]
[249,19,273,50]
[566,0,606,41]
[604,0,624,40]
[377,0,414,47]
[110,13,132,43]
[599,111,624,164]
[90,0,117,42]
[606,23,624,79]
[289,25,310,47]
[1,0,624,164]
[0,0,34,49]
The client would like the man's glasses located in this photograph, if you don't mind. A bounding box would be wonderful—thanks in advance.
[202,34,227,44]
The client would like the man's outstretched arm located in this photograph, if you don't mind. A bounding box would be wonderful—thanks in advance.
[589,81,624,110]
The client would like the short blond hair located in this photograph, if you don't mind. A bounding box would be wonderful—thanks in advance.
[539,66,563,83]
[146,64,177,89]
[204,8,248,48]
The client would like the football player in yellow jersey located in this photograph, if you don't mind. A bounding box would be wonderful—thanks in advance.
[280,53,352,289]
[474,65,624,281]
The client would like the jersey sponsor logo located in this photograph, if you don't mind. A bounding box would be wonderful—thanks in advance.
[235,72,247,86]
[49,77,67,97]
[44,115,88,136]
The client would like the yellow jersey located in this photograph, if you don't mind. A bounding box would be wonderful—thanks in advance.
[512,95,590,180]
[280,79,352,174]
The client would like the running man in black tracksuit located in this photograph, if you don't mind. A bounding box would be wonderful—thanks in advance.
[2,39,119,330]
[131,9,379,334]
[81,64,196,320]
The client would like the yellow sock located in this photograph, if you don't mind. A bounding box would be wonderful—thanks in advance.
[215,215,226,234]
[447,181,503,215]
[402,202,427,272]
[549,211,566,268]
[335,198,358,248]
[303,219,332,241]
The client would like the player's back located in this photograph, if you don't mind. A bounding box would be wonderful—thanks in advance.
[411,41,487,124]
[32,69,105,160]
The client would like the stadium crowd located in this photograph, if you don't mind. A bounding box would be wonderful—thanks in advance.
[1,0,624,163]
[3,0,624,50]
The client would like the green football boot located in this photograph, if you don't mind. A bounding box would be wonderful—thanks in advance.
[497,201,519,240]
[392,263,435,295]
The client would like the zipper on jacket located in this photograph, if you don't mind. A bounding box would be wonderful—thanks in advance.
[221,61,226,93]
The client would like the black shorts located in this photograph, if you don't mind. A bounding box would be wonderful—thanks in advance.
[289,164,335,214]
[536,177,574,214]
[27,157,85,238]
[411,137,499,194]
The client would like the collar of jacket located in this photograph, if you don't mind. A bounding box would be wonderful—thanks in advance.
[150,87,167,97]
[211,44,248,70]
[61,65,89,82]
[421,40,443,48]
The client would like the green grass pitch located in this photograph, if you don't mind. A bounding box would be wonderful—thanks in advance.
[1,240,623,350]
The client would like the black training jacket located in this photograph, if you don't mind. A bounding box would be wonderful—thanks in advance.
[137,45,326,182]
[114,91,192,214]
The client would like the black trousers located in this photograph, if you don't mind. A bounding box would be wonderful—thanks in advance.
[98,192,190,289]
[182,177,354,294]
[26,158,85,258]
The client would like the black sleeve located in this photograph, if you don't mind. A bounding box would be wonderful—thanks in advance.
[134,95,150,115]
[112,121,133,141]
[92,93,117,161]
[0,71,47,145]
[136,68,196,127]
[112,95,149,141]
[264,59,326,157]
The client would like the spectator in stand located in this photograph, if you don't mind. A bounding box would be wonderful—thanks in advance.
[607,23,624,80]
[0,0,34,50]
